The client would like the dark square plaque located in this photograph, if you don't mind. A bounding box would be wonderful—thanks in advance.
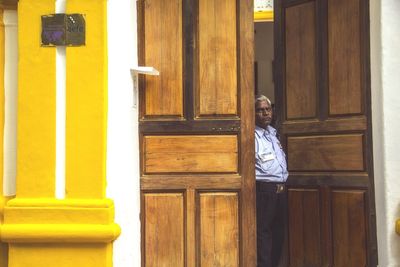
[41,14,65,46]
[41,13,85,46]
[65,14,85,46]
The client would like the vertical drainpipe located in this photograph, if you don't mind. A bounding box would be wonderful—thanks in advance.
[0,7,7,267]
[0,6,18,265]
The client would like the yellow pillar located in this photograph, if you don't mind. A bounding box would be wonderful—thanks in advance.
[66,0,108,199]
[16,0,56,198]
[0,1,119,266]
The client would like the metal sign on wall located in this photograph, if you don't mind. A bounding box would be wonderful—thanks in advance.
[41,13,85,46]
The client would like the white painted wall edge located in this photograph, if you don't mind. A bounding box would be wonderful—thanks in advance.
[3,10,18,197]
[380,0,400,265]
[107,0,141,266]
[370,1,387,266]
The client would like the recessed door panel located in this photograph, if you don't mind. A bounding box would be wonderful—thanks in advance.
[144,135,238,173]
[328,0,363,115]
[198,0,237,117]
[332,190,368,267]
[143,0,183,117]
[288,188,321,267]
[143,193,184,266]
[199,192,239,266]
[287,134,364,171]
[285,1,317,120]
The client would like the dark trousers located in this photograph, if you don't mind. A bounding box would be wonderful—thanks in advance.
[256,181,287,267]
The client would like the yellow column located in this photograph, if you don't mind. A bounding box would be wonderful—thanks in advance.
[66,0,107,199]
[16,0,57,198]
[1,1,120,266]
[0,9,8,267]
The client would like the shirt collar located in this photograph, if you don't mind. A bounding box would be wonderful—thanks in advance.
[255,125,276,137]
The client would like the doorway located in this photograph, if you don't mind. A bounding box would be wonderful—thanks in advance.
[135,0,377,266]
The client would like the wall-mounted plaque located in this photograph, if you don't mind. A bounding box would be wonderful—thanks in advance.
[41,13,85,46]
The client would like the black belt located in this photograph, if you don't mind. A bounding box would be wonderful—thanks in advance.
[256,181,286,194]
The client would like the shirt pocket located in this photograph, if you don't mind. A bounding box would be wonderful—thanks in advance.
[258,150,275,173]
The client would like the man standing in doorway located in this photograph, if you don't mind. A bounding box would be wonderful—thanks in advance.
[255,95,288,267]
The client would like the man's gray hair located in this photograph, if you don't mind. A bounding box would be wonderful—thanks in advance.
[255,95,271,106]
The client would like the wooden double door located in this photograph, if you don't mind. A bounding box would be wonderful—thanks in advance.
[138,0,377,266]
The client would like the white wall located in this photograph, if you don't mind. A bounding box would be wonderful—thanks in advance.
[106,1,141,266]
[370,0,386,265]
[254,21,274,102]
[371,0,400,266]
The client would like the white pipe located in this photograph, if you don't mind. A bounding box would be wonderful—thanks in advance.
[55,0,66,199]
[3,10,18,197]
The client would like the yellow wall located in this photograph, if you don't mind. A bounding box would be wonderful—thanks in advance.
[1,0,119,266]
[254,10,273,22]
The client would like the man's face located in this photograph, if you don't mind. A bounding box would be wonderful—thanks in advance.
[255,100,273,129]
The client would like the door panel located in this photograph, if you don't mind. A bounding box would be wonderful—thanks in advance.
[138,0,255,266]
[275,0,377,266]
[199,192,239,266]
[331,190,368,267]
[143,135,238,173]
[288,189,321,267]
[285,1,317,119]
[287,134,364,171]
[328,0,362,115]
[143,0,183,117]
[198,0,237,116]
[143,193,185,266]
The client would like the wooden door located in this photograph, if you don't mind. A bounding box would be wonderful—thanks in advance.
[138,0,256,266]
[275,0,377,266]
